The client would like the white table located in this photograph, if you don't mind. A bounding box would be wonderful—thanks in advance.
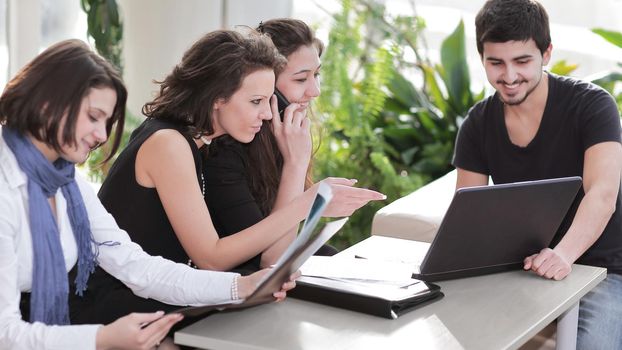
[175,237,605,350]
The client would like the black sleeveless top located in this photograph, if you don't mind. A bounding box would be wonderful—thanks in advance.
[98,118,203,264]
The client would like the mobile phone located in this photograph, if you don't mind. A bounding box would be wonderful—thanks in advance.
[274,88,290,120]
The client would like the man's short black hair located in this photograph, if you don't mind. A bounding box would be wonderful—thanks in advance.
[475,0,551,56]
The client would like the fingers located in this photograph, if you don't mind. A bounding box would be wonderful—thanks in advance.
[290,270,302,281]
[530,249,553,274]
[524,248,571,280]
[301,114,311,130]
[281,103,302,125]
[322,178,386,200]
[523,254,536,270]
[143,313,184,347]
[322,186,386,217]
[134,311,165,327]
[335,185,386,200]
[273,290,287,301]
[281,280,296,292]
[270,95,281,127]
[273,279,298,302]
[322,177,357,186]
[554,267,571,281]
[317,178,386,217]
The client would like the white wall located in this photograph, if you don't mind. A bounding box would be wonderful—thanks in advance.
[119,0,292,117]
[7,0,40,77]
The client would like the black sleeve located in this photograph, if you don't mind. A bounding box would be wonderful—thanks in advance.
[452,104,490,175]
[579,88,622,151]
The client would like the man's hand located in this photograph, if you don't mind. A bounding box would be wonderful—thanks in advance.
[523,248,572,280]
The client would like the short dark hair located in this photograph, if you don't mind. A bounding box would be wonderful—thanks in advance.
[143,29,286,137]
[0,39,127,161]
[475,0,551,56]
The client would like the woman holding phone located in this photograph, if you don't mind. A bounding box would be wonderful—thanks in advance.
[0,39,292,350]
[94,25,381,285]
[202,19,379,273]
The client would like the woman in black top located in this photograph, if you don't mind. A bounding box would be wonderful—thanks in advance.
[203,19,382,273]
[72,30,298,333]
[96,26,383,275]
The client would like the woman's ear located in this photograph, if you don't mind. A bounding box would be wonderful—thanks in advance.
[213,97,224,111]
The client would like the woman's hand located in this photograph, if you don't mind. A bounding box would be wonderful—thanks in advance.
[274,270,301,301]
[270,95,312,168]
[313,177,386,217]
[96,311,183,350]
[237,269,301,301]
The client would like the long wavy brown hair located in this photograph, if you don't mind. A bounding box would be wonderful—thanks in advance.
[244,18,324,215]
[143,30,286,139]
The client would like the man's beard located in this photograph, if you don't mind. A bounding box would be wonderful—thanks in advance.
[498,74,542,106]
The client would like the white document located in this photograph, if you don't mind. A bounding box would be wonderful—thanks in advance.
[343,235,431,266]
[300,256,415,283]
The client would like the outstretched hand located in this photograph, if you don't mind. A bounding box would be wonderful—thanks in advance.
[317,177,386,217]
[523,248,572,280]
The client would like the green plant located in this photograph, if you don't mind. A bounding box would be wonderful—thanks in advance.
[81,0,123,71]
[81,0,138,182]
[315,0,484,249]
[590,28,622,114]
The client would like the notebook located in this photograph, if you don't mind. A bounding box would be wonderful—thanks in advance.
[361,177,582,282]
[172,182,349,317]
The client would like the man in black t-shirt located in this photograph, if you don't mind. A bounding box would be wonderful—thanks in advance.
[452,0,622,348]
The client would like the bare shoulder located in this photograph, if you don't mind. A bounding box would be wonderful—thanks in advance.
[136,128,197,187]
[141,128,192,157]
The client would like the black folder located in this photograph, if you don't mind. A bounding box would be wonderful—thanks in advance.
[290,276,443,319]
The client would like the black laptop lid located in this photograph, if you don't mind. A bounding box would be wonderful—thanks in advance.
[418,176,582,281]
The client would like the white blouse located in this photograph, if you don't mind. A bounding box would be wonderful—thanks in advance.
[0,133,238,350]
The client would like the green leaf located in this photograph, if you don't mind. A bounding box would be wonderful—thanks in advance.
[592,28,622,49]
[362,47,394,118]
[387,70,421,108]
[590,71,622,94]
[439,20,470,115]
[549,59,578,76]
[421,64,447,114]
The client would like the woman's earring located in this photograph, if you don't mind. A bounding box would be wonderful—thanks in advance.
[200,135,211,146]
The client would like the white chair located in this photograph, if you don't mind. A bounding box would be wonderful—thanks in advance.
[371,169,456,242]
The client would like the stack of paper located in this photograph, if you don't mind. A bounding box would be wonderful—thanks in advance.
[300,256,416,286]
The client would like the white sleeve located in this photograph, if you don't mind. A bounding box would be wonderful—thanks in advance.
[77,175,238,306]
[0,185,100,350]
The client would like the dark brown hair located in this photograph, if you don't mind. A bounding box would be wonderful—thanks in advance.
[257,18,324,59]
[241,19,323,215]
[0,39,127,161]
[143,30,286,138]
[475,0,551,56]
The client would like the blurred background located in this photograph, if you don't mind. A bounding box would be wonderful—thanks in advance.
[1,0,621,248]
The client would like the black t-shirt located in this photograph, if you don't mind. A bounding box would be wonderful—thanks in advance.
[452,73,622,273]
